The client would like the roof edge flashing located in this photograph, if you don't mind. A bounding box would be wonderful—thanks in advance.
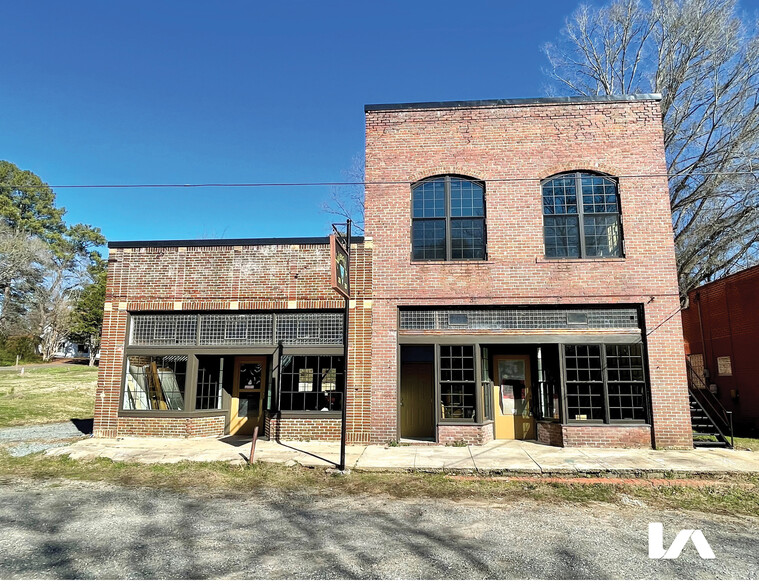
[109,236,364,249]
[365,94,662,112]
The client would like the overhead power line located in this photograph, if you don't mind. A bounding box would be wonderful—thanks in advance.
[0,170,757,190]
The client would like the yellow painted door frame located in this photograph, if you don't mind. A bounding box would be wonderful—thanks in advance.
[492,355,535,440]
[229,356,267,435]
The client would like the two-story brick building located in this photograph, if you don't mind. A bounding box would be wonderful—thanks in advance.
[93,94,694,449]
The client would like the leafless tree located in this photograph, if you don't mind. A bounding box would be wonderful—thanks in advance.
[0,226,51,333]
[322,152,365,234]
[30,264,77,362]
[544,0,759,297]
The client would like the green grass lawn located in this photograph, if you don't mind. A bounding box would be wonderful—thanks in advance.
[0,453,757,517]
[0,365,98,427]
[735,437,759,452]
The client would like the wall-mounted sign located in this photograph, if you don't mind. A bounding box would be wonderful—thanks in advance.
[330,234,350,299]
[717,356,732,376]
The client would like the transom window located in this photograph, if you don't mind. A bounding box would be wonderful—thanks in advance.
[542,172,623,258]
[412,175,486,261]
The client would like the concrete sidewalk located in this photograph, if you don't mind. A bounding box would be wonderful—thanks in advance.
[46,436,759,475]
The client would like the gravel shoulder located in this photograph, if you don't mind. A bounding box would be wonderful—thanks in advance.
[0,477,756,580]
[0,421,90,457]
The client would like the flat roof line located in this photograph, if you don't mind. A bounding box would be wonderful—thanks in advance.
[109,236,364,249]
[365,94,662,112]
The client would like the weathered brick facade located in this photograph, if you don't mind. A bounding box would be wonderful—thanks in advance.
[365,96,692,449]
[95,94,694,450]
[94,240,372,442]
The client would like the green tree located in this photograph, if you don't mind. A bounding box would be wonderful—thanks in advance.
[0,161,106,357]
[70,261,107,366]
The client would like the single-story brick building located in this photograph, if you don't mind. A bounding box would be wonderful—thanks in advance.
[93,94,694,449]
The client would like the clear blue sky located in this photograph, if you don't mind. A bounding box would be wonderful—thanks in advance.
[0,0,689,242]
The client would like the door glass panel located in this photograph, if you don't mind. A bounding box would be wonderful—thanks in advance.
[497,359,529,417]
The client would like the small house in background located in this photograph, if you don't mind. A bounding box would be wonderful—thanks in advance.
[52,340,97,361]
[682,264,759,436]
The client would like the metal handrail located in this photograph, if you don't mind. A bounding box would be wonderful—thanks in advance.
[686,358,734,447]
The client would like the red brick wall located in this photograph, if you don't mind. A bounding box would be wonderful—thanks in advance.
[682,265,759,434]
[537,422,563,446]
[266,415,342,442]
[365,98,692,448]
[561,425,652,449]
[438,424,494,445]
[94,242,372,441]
[116,415,226,438]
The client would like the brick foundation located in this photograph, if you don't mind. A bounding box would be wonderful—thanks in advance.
[537,422,563,446]
[437,423,494,445]
[537,421,652,448]
[265,414,342,442]
[108,415,226,438]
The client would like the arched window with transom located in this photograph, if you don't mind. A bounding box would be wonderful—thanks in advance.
[542,171,623,258]
[411,175,486,261]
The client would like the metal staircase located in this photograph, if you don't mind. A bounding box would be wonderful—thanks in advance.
[686,359,734,448]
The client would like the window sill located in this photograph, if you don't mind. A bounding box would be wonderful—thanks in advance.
[535,256,626,264]
[272,411,342,419]
[564,421,650,427]
[439,420,487,426]
[118,410,227,418]
[411,260,493,265]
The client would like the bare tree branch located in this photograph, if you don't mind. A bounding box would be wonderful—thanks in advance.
[544,0,759,299]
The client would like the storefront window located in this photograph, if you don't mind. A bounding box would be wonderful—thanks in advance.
[537,346,561,421]
[280,355,344,412]
[196,356,225,410]
[563,343,647,423]
[440,345,476,420]
[123,355,187,410]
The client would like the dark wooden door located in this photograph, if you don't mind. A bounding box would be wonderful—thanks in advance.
[400,363,435,439]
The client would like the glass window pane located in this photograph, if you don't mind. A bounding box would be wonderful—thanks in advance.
[449,179,484,217]
[541,176,577,215]
[544,216,580,258]
[584,214,621,257]
[581,174,619,213]
[440,383,477,420]
[412,179,445,218]
[412,219,445,260]
[279,355,344,412]
[196,356,225,410]
[123,355,187,411]
[450,219,485,260]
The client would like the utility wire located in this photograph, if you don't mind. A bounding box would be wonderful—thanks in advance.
[0,170,757,190]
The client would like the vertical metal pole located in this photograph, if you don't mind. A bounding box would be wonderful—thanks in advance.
[339,220,351,471]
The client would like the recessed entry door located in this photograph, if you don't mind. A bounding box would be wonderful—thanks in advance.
[400,363,435,439]
[493,355,535,440]
[230,356,267,435]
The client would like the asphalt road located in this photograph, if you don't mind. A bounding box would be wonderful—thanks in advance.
[0,478,756,580]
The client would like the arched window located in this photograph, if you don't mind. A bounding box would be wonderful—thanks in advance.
[411,175,486,261]
[542,172,623,258]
